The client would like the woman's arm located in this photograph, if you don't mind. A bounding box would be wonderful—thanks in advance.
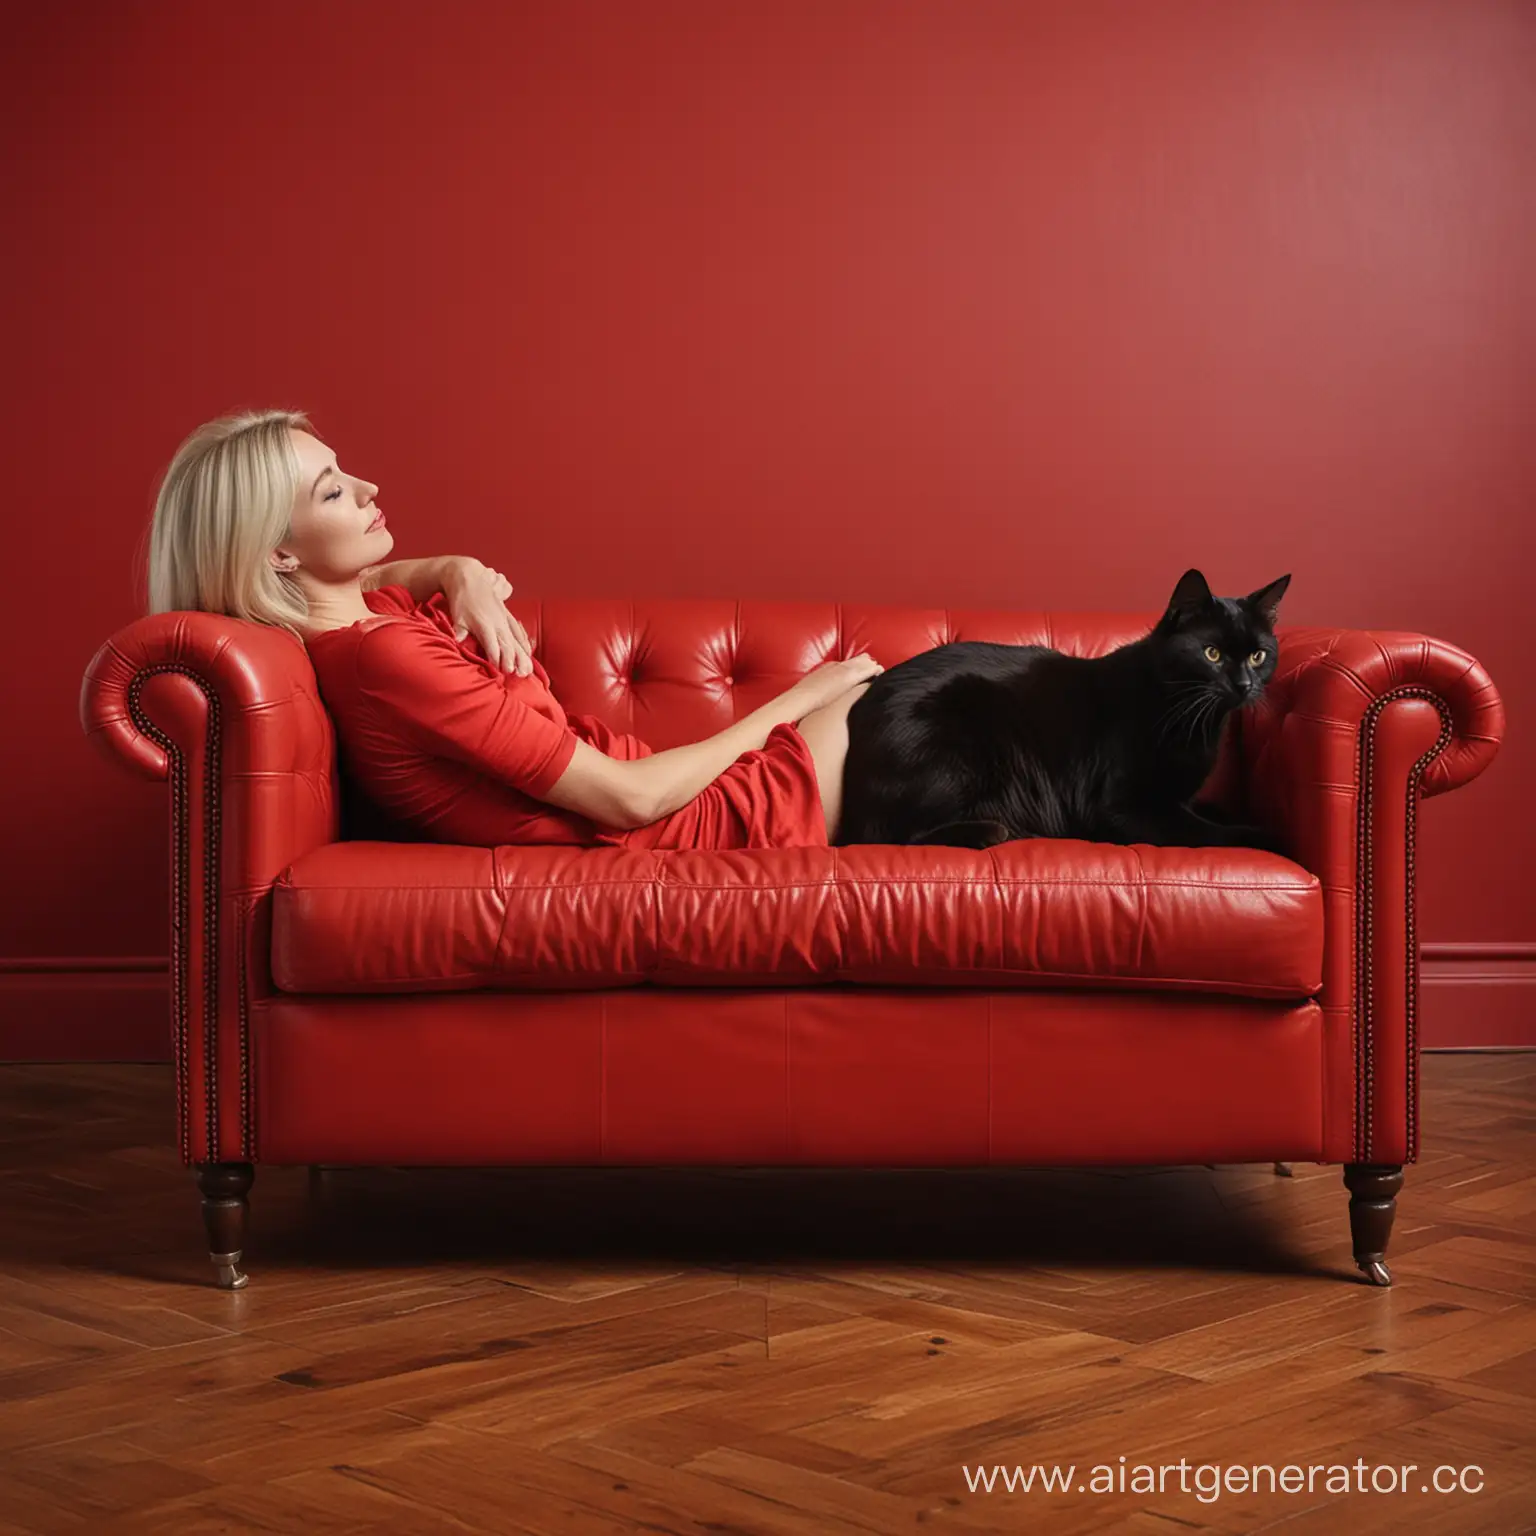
[541,690,808,828]
[352,629,811,832]
[362,557,533,675]
[354,620,881,833]
[541,656,883,828]
[359,555,482,599]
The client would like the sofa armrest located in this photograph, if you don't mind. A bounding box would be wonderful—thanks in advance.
[80,611,340,1165]
[1242,627,1504,1165]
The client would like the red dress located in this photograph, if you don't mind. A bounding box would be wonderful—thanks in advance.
[303,584,828,851]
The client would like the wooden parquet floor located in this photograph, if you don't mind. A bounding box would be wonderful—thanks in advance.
[0,1055,1531,1535]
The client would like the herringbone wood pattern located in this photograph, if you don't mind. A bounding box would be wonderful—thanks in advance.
[0,1055,1531,1534]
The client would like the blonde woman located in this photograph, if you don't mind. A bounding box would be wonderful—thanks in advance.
[146,409,882,849]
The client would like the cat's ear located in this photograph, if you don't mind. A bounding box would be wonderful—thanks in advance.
[1244,574,1291,627]
[1166,568,1213,618]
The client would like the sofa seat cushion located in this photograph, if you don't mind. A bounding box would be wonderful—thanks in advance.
[272,839,1322,1000]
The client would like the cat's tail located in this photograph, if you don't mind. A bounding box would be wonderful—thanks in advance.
[908,819,1015,849]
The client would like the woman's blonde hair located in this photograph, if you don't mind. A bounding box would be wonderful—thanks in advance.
[145,408,314,639]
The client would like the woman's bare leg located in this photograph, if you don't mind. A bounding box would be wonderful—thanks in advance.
[795,683,870,842]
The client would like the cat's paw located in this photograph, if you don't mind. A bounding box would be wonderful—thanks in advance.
[908,819,1014,849]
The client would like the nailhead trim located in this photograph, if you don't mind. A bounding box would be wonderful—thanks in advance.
[124,665,247,1164]
[1353,687,1454,1164]
[236,900,253,1160]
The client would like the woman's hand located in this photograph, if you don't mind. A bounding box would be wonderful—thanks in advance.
[442,560,534,676]
[788,653,884,718]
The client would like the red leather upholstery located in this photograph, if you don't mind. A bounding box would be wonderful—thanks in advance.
[80,613,338,1166]
[80,601,1502,1171]
[272,839,1322,998]
[257,991,1327,1167]
[1242,628,1506,1166]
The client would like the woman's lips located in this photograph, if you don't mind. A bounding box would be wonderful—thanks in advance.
[368,511,387,531]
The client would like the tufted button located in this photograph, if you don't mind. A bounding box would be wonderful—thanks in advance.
[723,675,733,686]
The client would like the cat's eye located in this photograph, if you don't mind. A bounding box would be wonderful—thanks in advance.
[1203,645,1222,663]
[1249,649,1266,666]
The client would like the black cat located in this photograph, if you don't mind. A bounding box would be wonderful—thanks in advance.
[836,569,1290,854]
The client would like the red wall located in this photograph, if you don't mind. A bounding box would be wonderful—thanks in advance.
[3,0,1531,1053]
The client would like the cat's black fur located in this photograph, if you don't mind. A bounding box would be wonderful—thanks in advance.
[836,569,1291,854]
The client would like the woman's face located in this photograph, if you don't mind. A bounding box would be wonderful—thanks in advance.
[271,428,393,581]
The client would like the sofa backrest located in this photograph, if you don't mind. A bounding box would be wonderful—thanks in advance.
[531,597,1164,743]
[84,599,1251,859]
[527,598,1245,812]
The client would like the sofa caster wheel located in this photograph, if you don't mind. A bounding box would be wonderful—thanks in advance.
[195,1162,254,1289]
[1273,1161,1293,1177]
[1343,1163,1402,1291]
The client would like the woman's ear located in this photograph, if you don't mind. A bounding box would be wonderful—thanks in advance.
[269,548,299,573]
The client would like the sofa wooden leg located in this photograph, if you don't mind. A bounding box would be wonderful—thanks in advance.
[195,1162,254,1289]
[1343,1163,1403,1287]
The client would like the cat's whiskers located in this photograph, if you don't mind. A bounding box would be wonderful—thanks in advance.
[1156,684,1217,744]
[1191,693,1222,741]
[1178,693,1223,744]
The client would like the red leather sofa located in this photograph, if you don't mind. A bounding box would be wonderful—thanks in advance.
[80,600,1504,1291]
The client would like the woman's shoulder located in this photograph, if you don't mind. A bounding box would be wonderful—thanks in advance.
[350,607,454,674]
[364,582,419,617]
[303,584,420,642]
[305,603,444,693]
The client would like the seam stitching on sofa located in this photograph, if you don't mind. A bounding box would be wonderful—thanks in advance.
[829,841,844,977]
[279,968,1314,996]
[490,853,515,980]
[277,877,1320,895]
[1127,843,1148,975]
[127,664,225,1166]
[1400,693,1452,1163]
[1355,687,1455,1164]
[783,994,792,1160]
[651,858,664,981]
[127,669,190,1166]
[1355,702,1370,1162]
[985,994,993,1164]
[236,896,252,1161]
